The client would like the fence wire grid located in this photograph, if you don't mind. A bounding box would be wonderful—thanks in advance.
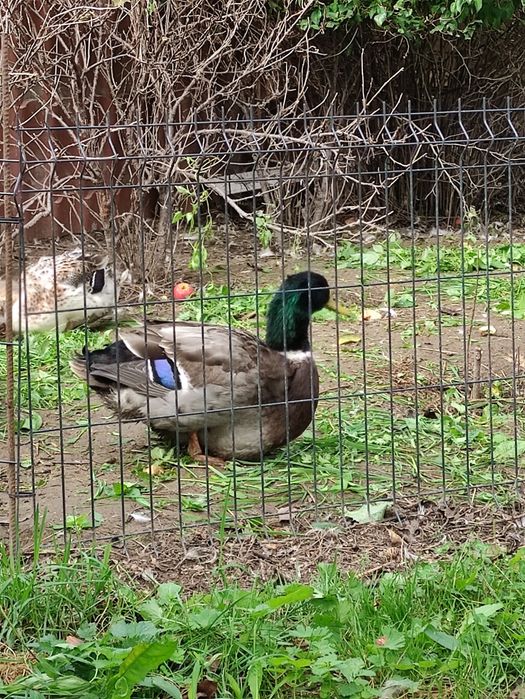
[2,104,525,545]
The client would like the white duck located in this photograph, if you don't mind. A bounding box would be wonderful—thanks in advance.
[0,248,125,336]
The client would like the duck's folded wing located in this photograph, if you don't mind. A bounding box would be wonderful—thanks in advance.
[118,321,294,398]
[87,356,239,429]
[86,361,168,398]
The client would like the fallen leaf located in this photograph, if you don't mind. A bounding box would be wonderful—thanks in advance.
[388,528,404,546]
[363,308,382,321]
[66,635,82,646]
[338,333,361,345]
[197,679,218,698]
[149,464,164,477]
[441,306,461,316]
[259,248,274,258]
[385,546,400,560]
[344,501,391,524]
[277,506,292,523]
[479,324,496,336]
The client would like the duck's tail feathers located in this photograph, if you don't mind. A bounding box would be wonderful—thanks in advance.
[70,340,134,389]
[70,355,108,389]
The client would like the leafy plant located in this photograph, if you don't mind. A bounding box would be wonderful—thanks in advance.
[52,513,103,531]
[95,480,154,510]
[337,232,525,320]
[255,211,273,249]
[172,184,213,272]
[298,0,521,37]
[3,541,525,697]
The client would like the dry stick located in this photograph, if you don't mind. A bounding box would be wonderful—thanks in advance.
[1,31,17,557]
[471,347,483,401]
[465,252,482,402]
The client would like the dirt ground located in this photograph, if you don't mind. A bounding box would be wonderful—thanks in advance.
[2,225,525,590]
[98,498,525,594]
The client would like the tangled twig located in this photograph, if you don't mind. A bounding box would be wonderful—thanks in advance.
[2,2,525,281]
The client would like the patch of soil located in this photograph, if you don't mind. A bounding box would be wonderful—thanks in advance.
[111,499,525,595]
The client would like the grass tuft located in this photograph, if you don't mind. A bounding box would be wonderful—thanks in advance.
[1,536,525,698]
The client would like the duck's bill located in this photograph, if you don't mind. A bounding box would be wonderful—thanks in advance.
[325,298,352,317]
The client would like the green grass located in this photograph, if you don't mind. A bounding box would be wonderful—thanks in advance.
[2,533,525,698]
[2,254,525,518]
[1,259,524,522]
[0,327,116,439]
[338,232,525,277]
[130,382,524,526]
[338,232,525,315]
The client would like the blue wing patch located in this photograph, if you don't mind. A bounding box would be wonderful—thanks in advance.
[148,358,180,390]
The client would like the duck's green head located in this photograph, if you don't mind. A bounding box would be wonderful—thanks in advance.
[266,271,348,352]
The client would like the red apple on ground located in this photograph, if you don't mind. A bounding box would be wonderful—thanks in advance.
[173,282,195,300]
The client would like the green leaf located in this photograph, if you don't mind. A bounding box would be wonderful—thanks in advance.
[253,584,314,617]
[265,584,315,609]
[188,607,221,629]
[157,582,182,606]
[379,626,405,650]
[462,602,503,629]
[139,599,164,621]
[373,7,388,25]
[181,496,207,512]
[140,675,183,698]
[109,620,158,642]
[16,412,43,432]
[108,639,178,699]
[53,512,103,531]
[362,249,382,266]
[77,622,97,640]
[188,660,201,699]
[226,672,244,699]
[247,661,263,699]
[391,291,415,308]
[493,438,525,463]
[336,657,369,681]
[344,501,391,523]
[424,625,459,651]
[510,547,525,567]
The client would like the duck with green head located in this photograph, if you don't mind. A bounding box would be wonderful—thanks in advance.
[70,271,348,463]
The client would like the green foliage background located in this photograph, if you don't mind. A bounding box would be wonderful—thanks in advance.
[296,0,523,37]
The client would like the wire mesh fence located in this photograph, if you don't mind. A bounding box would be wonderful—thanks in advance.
[2,103,525,546]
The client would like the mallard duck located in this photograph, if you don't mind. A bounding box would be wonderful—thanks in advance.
[70,271,347,462]
[0,248,124,336]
